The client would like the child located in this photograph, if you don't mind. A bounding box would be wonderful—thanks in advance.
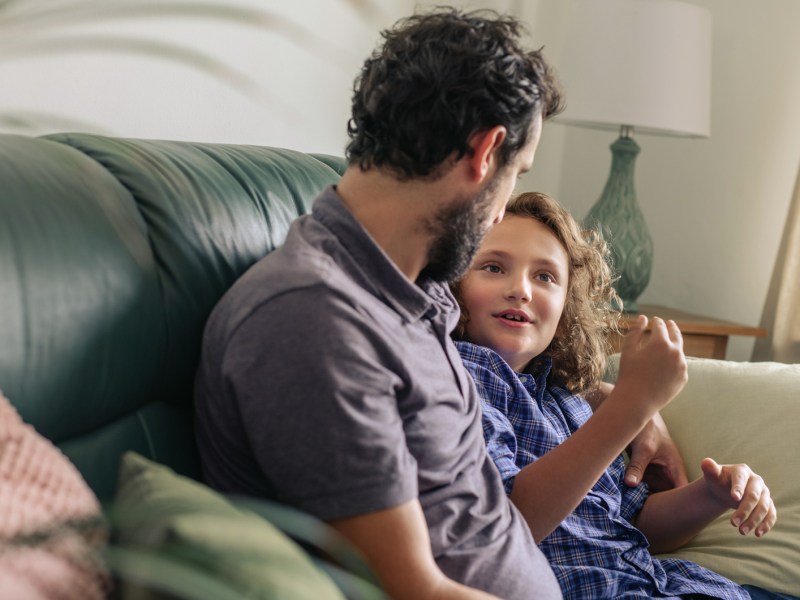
[452,192,781,599]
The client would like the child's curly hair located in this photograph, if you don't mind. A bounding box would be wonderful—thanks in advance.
[452,192,621,394]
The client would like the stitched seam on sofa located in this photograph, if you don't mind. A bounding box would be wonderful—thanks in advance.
[136,410,158,462]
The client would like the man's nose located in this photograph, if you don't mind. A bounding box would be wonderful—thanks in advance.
[492,206,506,225]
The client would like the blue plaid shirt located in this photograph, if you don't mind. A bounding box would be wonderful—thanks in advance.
[456,341,749,600]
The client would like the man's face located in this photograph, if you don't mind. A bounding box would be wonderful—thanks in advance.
[483,112,543,227]
[421,113,544,283]
[422,175,503,282]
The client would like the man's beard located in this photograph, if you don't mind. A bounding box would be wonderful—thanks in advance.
[420,176,500,283]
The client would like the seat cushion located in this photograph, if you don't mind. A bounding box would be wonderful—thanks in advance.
[607,355,800,595]
[111,452,347,600]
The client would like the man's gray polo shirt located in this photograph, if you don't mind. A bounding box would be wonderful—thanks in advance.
[194,186,561,599]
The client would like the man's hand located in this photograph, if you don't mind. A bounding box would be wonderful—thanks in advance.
[585,375,689,491]
[625,411,689,491]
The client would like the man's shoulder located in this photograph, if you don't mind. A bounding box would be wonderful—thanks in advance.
[227,209,367,302]
[245,235,340,297]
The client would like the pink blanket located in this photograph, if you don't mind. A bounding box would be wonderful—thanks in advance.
[0,391,108,599]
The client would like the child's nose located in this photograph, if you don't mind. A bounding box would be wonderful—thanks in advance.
[505,274,531,301]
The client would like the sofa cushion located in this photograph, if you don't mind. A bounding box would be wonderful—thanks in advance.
[111,452,346,599]
[607,356,800,595]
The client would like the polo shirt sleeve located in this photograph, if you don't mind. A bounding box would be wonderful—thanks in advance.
[221,285,418,522]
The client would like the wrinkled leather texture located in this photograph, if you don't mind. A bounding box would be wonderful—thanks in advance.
[0,133,344,499]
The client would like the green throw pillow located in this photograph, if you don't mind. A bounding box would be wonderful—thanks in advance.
[111,452,346,600]
[608,355,800,595]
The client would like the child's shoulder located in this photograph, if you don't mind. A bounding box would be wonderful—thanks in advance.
[454,341,517,379]
[455,340,503,365]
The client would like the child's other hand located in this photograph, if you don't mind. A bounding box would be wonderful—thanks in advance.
[700,457,777,537]
[615,315,688,413]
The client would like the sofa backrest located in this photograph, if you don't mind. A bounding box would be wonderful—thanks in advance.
[0,133,344,500]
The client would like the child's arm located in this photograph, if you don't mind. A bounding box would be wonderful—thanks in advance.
[633,458,777,554]
[586,382,689,491]
[510,316,688,542]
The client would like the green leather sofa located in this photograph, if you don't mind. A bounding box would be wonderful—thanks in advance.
[1,132,798,597]
[0,133,345,502]
[0,132,369,598]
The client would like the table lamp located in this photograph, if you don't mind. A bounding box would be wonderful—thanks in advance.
[556,0,712,312]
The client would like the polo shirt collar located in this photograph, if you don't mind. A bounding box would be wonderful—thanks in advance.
[312,186,457,324]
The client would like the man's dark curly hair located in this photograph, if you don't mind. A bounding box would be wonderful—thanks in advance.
[346,7,564,180]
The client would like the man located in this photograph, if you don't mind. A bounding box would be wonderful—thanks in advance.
[194,8,684,599]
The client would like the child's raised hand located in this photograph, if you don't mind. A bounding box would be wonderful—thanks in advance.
[615,315,688,414]
[700,457,777,537]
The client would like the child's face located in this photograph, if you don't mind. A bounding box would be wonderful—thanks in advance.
[459,215,569,372]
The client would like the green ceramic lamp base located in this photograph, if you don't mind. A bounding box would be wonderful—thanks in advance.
[583,130,653,313]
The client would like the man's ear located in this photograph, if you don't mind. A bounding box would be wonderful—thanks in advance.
[468,125,507,183]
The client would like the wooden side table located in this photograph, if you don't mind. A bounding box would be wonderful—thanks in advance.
[610,305,768,359]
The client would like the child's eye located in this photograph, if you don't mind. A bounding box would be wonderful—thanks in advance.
[481,264,503,274]
[535,273,555,283]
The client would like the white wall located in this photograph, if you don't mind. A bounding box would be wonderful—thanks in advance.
[0,1,413,154]
[0,1,518,154]
[520,0,800,360]
[2,0,797,360]
[0,0,524,152]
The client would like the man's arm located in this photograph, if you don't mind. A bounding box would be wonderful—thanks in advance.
[586,381,689,491]
[330,500,500,600]
[225,294,498,599]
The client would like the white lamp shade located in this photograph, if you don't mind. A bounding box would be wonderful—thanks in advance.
[556,0,712,138]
